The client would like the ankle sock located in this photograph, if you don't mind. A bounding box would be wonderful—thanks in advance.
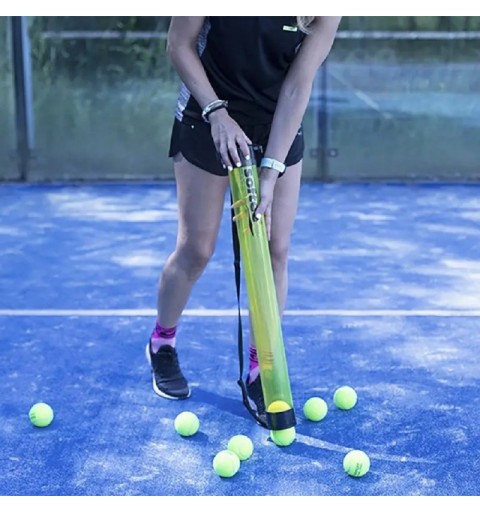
[248,345,260,384]
[151,320,176,352]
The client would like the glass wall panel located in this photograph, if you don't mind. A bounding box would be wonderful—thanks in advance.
[28,16,176,180]
[10,16,480,182]
[325,35,480,181]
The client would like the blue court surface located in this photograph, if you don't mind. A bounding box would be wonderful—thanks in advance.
[1,182,480,496]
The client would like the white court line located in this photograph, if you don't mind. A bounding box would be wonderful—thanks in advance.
[295,434,435,464]
[1,308,480,317]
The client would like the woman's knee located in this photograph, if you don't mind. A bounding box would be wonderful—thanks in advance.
[175,240,216,280]
[269,241,290,274]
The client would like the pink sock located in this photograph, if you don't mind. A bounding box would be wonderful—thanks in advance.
[248,345,260,384]
[150,320,176,352]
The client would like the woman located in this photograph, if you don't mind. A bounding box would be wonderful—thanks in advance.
[146,16,342,419]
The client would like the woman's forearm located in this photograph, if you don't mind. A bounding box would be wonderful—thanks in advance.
[264,82,312,163]
[265,16,341,164]
[168,46,219,110]
[167,17,219,110]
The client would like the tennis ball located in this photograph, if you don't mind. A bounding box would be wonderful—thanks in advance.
[267,400,291,413]
[227,435,254,461]
[343,450,370,477]
[29,402,54,428]
[333,386,357,410]
[174,411,199,437]
[303,397,328,421]
[213,450,240,478]
[270,427,296,447]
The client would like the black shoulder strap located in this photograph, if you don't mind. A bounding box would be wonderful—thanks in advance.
[230,194,268,428]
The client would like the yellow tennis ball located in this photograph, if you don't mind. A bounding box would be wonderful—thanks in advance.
[227,435,254,461]
[29,402,54,428]
[303,397,328,421]
[333,386,358,410]
[343,450,370,477]
[213,450,240,478]
[267,400,291,413]
[174,411,199,437]
[270,427,296,447]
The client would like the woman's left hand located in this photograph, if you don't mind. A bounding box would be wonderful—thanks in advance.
[254,168,280,240]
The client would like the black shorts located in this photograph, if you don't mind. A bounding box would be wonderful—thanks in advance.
[168,114,304,177]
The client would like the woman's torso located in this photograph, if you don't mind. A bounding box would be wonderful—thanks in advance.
[176,16,306,125]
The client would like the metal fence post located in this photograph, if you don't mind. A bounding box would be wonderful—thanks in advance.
[11,16,35,181]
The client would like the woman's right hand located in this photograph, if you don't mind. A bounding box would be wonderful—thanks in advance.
[209,109,252,170]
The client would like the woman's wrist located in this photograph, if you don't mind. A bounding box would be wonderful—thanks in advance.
[260,167,281,180]
[208,107,230,124]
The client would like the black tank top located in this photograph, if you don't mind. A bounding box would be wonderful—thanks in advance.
[176,16,306,125]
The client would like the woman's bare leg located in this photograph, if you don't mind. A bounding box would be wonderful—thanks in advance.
[157,155,229,326]
[148,155,228,400]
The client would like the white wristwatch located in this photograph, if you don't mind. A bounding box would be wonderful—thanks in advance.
[260,157,286,175]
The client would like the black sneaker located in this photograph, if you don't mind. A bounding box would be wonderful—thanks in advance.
[145,343,191,400]
[246,376,266,424]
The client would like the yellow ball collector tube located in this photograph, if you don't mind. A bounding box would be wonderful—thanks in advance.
[229,147,296,431]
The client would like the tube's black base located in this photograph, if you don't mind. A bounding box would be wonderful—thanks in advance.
[266,408,297,431]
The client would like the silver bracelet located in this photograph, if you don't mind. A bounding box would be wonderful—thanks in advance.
[260,157,286,175]
[201,99,228,123]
